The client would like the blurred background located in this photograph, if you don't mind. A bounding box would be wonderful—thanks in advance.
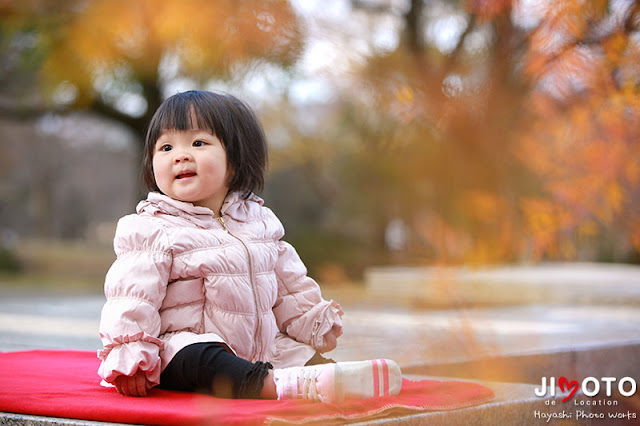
[0,0,639,292]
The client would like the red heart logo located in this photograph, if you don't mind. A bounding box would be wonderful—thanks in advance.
[559,377,578,402]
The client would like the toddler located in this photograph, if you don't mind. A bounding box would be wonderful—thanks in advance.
[98,90,401,402]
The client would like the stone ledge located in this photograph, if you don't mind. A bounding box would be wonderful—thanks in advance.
[0,413,126,426]
[365,263,640,307]
[402,340,640,386]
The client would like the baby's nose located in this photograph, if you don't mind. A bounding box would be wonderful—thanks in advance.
[174,151,192,162]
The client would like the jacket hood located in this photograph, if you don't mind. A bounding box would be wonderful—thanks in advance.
[137,191,264,228]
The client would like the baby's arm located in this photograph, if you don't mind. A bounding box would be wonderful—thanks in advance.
[272,240,344,352]
[98,215,171,391]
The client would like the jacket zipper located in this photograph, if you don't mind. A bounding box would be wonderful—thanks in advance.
[218,216,261,361]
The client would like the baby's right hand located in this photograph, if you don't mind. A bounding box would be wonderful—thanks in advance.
[114,369,152,397]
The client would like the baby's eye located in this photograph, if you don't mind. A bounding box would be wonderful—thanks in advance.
[159,144,172,152]
[193,140,205,147]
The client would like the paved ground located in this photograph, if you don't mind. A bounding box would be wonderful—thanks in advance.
[2,263,640,425]
[0,289,103,352]
[2,286,640,375]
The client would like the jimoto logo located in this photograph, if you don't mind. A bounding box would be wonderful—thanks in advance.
[535,376,637,402]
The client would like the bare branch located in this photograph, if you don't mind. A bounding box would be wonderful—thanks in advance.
[89,98,146,138]
[530,1,640,83]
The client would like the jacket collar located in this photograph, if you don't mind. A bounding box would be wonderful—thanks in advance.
[221,191,264,222]
[137,192,264,228]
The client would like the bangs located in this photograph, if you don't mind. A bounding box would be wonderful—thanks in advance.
[153,98,217,136]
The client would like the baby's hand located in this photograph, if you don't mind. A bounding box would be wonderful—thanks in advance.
[315,301,344,353]
[331,300,344,317]
[317,323,343,353]
[114,369,152,397]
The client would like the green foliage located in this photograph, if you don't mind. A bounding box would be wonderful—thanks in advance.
[289,227,385,281]
[0,247,21,273]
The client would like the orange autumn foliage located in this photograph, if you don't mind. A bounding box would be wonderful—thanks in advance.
[353,0,640,264]
[518,1,640,260]
[2,0,303,109]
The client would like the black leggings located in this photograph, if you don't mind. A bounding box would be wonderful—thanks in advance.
[157,342,334,399]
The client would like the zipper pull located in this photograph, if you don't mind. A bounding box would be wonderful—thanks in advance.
[218,217,228,232]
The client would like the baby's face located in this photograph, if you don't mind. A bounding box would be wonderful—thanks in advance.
[153,128,230,215]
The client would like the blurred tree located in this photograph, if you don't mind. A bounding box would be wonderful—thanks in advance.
[0,0,303,139]
[1,0,639,273]
[330,0,640,265]
[0,0,305,244]
[517,0,640,262]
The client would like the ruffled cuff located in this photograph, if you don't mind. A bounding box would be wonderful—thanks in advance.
[285,300,343,349]
[97,331,164,386]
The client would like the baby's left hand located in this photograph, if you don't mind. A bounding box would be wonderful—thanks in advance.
[317,303,344,353]
[317,323,343,353]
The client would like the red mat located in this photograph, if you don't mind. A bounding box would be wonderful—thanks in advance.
[0,350,494,425]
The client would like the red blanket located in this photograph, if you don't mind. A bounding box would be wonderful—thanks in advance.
[0,350,494,425]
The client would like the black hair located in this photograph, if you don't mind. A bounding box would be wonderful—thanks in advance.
[142,90,267,198]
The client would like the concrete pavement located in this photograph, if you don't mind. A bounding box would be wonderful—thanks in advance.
[2,262,640,424]
[3,290,639,369]
[0,290,103,352]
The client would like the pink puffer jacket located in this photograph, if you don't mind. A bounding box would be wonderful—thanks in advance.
[97,191,342,386]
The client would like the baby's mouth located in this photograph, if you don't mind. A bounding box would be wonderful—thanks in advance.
[176,172,196,179]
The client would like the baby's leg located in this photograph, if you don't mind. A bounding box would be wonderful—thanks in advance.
[259,351,334,399]
[260,371,277,399]
[272,358,402,403]
[160,342,402,402]
[159,342,274,399]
